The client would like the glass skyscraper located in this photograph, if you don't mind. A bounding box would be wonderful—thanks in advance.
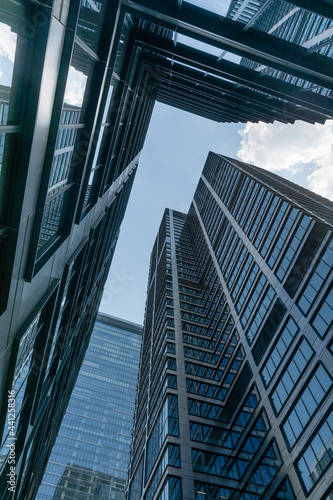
[36,313,142,500]
[128,152,333,500]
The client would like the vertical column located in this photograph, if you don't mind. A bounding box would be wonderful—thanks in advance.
[169,209,194,500]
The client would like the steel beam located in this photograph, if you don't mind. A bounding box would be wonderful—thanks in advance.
[286,0,333,19]
[134,33,332,118]
[122,0,333,88]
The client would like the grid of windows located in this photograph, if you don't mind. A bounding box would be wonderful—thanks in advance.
[130,150,333,499]
[36,317,142,500]
[231,253,253,302]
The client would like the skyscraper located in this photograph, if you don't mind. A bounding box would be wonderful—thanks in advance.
[128,152,333,500]
[35,313,142,500]
[1,1,333,498]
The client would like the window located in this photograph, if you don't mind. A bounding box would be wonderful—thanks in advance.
[297,238,333,315]
[259,200,288,257]
[270,338,314,415]
[0,0,33,310]
[128,457,143,500]
[235,263,259,314]
[311,282,333,338]
[145,395,179,481]
[253,195,279,248]
[186,379,227,400]
[248,441,282,492]
[188,399,224,421]
[282,364,332,449]
[246,285,275,344]
[248,190,272,241]
[284,223,327,297]
[260,317,299,388]
[275,215,311,281]
[192,448,249,480]
[241,273,267,327]
[296,408,333,494]
[271,475,296,499]
[77,0,106,54]
[252,299,287,366]
[195,481,239,500]
[267,207,299,270]
[231,253,253,302]
[155,476,182,500]
[145,446,180,500]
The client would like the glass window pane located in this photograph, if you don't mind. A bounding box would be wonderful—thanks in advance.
[76,0,105,53]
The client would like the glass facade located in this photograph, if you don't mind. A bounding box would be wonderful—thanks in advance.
[128,152,333,500]
[36,314,142,500]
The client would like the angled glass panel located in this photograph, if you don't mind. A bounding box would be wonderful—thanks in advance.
[77,0,106,54]
[296,409,333,494]
[177,34,222,57]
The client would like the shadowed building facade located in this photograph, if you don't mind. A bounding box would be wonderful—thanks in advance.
[128,152,333,500]
[1,1,333,499]
[35,314,142,500]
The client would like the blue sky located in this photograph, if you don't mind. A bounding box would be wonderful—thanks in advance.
[99,102,333,325]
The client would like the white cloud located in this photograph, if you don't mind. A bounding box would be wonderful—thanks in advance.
[0,22,17,62]
[237,120,333,200]
[63,66,87,107]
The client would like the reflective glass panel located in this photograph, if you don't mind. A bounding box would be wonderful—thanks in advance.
[296,410,333,494]
[77,0,105,54]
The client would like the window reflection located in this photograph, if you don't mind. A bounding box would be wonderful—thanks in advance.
[63,65,87,110]
[0,132,6,173]
[0,86,9,125]
[0,21,17,90]
[37,43,97,253]
[63,43,96,117]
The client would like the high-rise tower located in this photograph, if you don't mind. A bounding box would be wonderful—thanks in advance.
[128,152,333,500]
[35,313,142,500]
